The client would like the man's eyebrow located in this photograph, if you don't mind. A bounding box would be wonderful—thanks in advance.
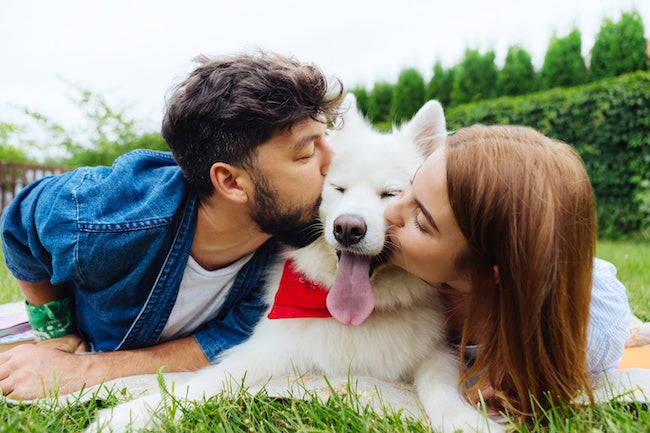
[293,133,321,152]
[415,198,439,232]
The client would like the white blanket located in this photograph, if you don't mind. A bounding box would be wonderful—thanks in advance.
[2,298,649,419]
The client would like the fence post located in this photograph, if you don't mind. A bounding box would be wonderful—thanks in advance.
[0,162,67,212]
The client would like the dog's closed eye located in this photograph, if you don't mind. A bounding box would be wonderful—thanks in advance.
[380,190,401,199]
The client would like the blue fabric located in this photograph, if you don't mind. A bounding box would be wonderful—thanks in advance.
[587,258,632,375]
[1,150,277,361]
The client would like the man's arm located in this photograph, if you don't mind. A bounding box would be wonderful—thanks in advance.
[0,335,210,400]
[18,280,69,305]
[1,280,209,399]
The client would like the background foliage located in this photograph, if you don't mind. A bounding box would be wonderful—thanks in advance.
[351,10,648,118]
[496,45,536,97]
[390,68,426,124]
[451,48,498,106]
[539,28,587,89]
[591,10,648,81]
[445,71,650,238]
[45,87,168,167]
[0,122,30,163]
[0,9,647,239]
[347,9,648,239]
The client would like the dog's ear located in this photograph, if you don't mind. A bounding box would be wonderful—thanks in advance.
[402,100,447,157]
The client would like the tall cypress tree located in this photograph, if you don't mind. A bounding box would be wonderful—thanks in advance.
[391,68,426,124]
[450,49,498,106]
[540,28,587,89]
[591,10,649,80]
[427,61,455,108]
[366,81,393,124]
[497,45,536,96]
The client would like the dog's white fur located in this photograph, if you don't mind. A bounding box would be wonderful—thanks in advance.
[91,96,501,432]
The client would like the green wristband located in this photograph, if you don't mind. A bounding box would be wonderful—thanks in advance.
[25,298,75,340]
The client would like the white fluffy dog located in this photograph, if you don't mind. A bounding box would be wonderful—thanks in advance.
[91,95,501,432]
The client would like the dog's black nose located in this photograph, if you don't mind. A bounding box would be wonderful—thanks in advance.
[333,214,367,246]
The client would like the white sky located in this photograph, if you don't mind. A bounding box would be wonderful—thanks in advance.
[1,0,649,134]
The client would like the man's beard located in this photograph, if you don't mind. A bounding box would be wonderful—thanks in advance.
[249,170,322,248]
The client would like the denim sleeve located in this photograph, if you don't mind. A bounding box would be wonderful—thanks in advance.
[587,258,632,375]
[1,173,81,284]
[191,284,268,363]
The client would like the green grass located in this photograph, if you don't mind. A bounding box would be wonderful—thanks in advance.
[149,384,438,433]
[0,241,648,432]
[597,239,650,320]
[0,256,21,304]
[1,381,649,433]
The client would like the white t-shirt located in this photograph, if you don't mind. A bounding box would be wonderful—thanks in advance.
[160,252,254,341]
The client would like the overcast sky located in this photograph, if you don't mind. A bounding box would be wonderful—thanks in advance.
[2,0,649,134]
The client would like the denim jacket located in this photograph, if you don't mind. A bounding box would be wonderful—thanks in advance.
[1,150,278,361]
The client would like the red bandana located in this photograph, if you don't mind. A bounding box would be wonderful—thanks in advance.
[267,259,332,319]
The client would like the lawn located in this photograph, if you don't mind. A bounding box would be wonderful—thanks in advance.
[0,241,648,432]
[597,239,650,320]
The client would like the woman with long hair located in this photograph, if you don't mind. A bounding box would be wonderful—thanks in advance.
[384,124,630,420]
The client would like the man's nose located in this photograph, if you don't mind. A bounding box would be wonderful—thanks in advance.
[320,140,334,176]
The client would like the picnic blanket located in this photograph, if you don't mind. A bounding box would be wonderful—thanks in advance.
[618,314,650,370]
[2,300,650,418]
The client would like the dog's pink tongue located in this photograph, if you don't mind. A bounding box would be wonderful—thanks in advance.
[326,252,375,326]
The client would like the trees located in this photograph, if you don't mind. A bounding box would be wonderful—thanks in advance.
[426,61,455,108]
[390,68,426,125]
[0,122,30,163]
[450,49,498,106]
[497,45,537,96]
[358,6,646,120]
[591,10,649,81]
[349,86,370,117]
[445,71,650,237]
[2,86,167,167]
[366,81,393,124]
[540,28,587,89]
[3,10,647,168]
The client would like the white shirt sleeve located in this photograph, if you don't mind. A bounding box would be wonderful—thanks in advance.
[587,258,632,375]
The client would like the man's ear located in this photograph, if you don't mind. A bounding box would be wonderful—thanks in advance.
[209,162,250,204]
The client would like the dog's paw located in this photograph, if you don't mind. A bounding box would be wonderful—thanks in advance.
[429,411,506,433]
[85,396,160,433]
[84,407,120,433]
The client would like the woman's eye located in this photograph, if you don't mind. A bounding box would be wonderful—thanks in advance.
[412,210,427,233]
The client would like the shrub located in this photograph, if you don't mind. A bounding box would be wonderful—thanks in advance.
[591,10,648,81]
[391,68,426,125]
[446,71,650,237]
[540,29,587,89]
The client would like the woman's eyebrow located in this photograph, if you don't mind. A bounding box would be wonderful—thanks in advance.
[414,198,439,232]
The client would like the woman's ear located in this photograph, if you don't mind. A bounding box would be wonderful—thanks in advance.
[210,162,250,204]
[493,265,500,285]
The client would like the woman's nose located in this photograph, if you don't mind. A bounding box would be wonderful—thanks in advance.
[384,196,404,226]
[385,184,412,226]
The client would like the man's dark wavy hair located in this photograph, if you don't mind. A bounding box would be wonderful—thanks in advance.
[162,51,344,198]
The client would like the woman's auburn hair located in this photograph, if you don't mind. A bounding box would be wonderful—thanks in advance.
[446,125,596,419]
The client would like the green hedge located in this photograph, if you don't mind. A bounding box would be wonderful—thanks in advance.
[445,71,650,238]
